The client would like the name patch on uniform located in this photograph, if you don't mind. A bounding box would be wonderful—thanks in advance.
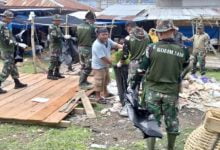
[156,48,184,57]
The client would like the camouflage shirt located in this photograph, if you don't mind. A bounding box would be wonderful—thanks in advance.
[135,39,189,95]
[0,22,16,55]
[76,22,96,47]
[122,27,151,61]
[48,24,63,56]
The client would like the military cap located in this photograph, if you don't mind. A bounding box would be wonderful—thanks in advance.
[155,20,178,32]
[52,14,63,21]
[132,27,145,39]
[0,10,14,19]
[85,10,96,20]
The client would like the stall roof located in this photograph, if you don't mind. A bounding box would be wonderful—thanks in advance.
[12,15,83,27]
[97,4,154,20]
[141,6,220,21]
[6,0,97,11]
[97,4,220,21]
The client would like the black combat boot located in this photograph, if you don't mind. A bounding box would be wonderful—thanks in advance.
[54,68,65,78]
[47,70,58,80]
[14,79,27,89]
[0,81,7,94]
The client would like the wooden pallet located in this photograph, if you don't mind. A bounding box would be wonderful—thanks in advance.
[0,73,95,127]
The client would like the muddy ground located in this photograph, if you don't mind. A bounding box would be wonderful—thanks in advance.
[68,105,204,149]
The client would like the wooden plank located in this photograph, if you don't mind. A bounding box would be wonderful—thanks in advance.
[6,77,73,120]
[27,78,79,122]
[81,91,96,119]
[0,78,55,118]
[0,74,47,103]
[43,89,94,124]
[43,91,81,123]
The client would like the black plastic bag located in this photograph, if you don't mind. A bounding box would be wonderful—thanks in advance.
[61,38,79,65]
[125,88,163,139]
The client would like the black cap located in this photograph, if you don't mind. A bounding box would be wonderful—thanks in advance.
[85,10,96,20]
[96,27,108,34]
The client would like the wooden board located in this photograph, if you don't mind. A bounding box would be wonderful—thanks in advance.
[43,89,94,124]
[81,91,96,119]
[0,73,89,126]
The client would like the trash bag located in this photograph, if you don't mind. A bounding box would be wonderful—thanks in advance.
[125,88,163,139]
[61,38,79,65]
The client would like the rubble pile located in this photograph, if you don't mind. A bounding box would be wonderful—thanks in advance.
[179,75,220,111]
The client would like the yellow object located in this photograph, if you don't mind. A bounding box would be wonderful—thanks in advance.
[149,28,159,43]
[111,50,130,65]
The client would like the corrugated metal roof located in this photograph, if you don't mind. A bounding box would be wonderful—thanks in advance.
[138,6,220,20]
[97,4,154,20]
[97,4,220,21]
[5,0,97,11]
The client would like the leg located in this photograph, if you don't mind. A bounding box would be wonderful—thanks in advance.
[144,90,163,150]
[200,52,206,75]
[162,94,179,150]
[11,62,27,89]
[94,69,107,104]
[147,138,156,150]
[48,56,58,80]
[54,60,65,78]
[0,59,12,93]
[103,68,110,97]
[191,53,198,74]
[79,51,92,88]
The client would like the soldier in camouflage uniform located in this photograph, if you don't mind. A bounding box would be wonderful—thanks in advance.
[76,11,96,89]
[188,24,210,75]
[132,20,189,150]
[119,21,151,116]
[121,21,151,88]
[0,10,28,94]
[47,14,65,80]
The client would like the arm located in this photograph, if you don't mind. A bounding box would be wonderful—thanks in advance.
[130,46,152,89]
[186,35,194,42]
[121,39,130,61]
[101,57,112,65]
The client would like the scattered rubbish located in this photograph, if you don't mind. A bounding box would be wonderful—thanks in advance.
[90,144,107,149]
[179,74,220,111]
[31,97,49,103]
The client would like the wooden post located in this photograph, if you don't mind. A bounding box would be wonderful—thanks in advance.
[29,12,37,73]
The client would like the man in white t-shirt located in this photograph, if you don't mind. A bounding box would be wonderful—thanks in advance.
[92,28,123,104]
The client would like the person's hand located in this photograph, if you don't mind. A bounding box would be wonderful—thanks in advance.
[18,43,28,49]
[64,35,71,39]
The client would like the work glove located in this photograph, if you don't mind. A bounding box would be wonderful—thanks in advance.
[64,35,71,39]
[17,43,28,49]
[117,61,122,68]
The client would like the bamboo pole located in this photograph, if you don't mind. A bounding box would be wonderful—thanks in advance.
[29,12,37,73]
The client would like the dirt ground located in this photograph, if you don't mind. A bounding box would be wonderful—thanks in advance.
[68,105,204,149]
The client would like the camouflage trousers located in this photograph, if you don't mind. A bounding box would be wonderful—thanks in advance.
[142,89,179,134]
[0,56,19,82]
[79,46,92,77]
[48,56,61,71]
[128,60,140,86]
[192,51,206,75]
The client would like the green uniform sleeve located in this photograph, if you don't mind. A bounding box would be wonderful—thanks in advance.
[130,45,152,89]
